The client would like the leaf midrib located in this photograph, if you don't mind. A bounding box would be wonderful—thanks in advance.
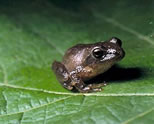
[0,83,154,97]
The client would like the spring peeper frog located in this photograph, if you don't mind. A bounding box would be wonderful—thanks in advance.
[52,37,125,93]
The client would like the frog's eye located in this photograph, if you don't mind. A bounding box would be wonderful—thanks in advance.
[92,48,104,59]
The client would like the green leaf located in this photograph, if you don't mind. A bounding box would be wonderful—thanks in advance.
[0,0,154,124]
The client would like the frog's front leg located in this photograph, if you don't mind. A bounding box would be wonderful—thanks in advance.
[52,61,73,90]
[71,73,106,93]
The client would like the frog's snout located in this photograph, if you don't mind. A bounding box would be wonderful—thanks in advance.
[108,37,125,59]
[118,48,125,59]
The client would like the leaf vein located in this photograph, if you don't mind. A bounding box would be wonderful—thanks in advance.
[43,106,48,124]
[19,112,24,124]
[0,63,8,84]
[30,30,64,56]
[96,14,154,45]
[2,91,8,114]
[105,106,121,122]
[0,96,72,118]
[121,108,154,124]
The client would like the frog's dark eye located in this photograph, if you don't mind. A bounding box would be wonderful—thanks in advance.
[92,48,104,59]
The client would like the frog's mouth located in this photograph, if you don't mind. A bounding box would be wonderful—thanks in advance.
[116,48,125,60]
[101,48,125,62]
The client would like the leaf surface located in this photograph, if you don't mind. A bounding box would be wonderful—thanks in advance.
[0,0,154,124]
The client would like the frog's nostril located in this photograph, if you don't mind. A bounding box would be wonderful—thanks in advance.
[110,37,122,47]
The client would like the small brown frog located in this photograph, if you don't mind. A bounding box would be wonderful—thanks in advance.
[52,37,125,93]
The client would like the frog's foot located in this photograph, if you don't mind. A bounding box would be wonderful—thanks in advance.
[79,83,107,93]
[71,73,107,93]
[52,61,73,90]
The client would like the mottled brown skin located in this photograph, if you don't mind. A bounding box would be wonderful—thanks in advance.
[52,37,125,93]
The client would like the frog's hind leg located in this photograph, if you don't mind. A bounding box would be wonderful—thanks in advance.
[52,61,106,93]
[52,61,73,90]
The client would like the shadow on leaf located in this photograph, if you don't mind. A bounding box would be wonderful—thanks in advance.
[87,65,144,84]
